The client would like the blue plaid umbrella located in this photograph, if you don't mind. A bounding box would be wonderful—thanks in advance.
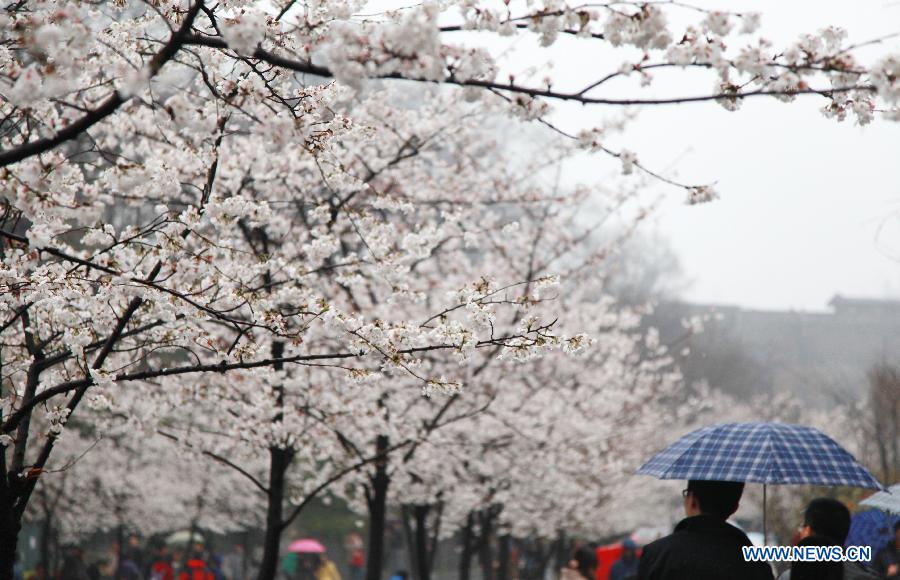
[845,509,899,554]
[636,422,883,542]
[636,422,882,488]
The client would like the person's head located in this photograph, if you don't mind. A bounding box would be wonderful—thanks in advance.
[798,498,850,545]
[789,535,842,580]
[683,480,745,519]
[621,539,637,561]
[566,546,597,580]
[894,521,900,547]
[299,553,322,571]
[233,544,244,554]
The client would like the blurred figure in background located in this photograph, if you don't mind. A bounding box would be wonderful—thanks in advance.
[344,534,364,580]
[149,544,174,580]
[117,548,142,580]
[178,554,213,580]
[559,546,597,580]
[29,562,48,580]
[221,545,246,580]
[874,521,900,579]
[295,554,340,580]
[127,536,146,573]
[171,549,186,580]
[610,539,639,580]
[60,546,91,580]
[208,555,225,580]
[13,553,24,580]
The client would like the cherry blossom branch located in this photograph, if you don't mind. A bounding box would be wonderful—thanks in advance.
[0,325,557,434]
[157,429,270,495]
[0,0,204,168]
[278,438,413,531]
[180,34,874,107]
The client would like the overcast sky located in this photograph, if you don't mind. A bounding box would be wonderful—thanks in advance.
[491,0,900,311]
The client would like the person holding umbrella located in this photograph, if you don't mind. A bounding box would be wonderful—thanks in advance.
[636,479,773,580]
[286,540,340,580]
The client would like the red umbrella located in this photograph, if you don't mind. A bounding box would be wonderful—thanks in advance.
[288,539,326,554]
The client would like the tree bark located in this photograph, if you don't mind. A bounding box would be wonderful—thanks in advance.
[401,506,419,580]
[39,513,53,574]
[257,341,291,580]
[458,513,474,580]
[478,511,494,580]
[365,435,390,580]
[0,488,19,580]
[497,535,511,580]
[413,506,430,580]
[257,445,291,580]
[552,531,567,575]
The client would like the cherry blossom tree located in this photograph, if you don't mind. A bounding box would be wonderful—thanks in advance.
[24,419,257,565]
[3,2,900,580]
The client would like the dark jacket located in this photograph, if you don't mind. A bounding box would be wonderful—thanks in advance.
[777,560,880,580]
[874,544,900,578]
[637,515,774,580]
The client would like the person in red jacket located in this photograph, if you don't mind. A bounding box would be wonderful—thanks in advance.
[149,544,175,580]
[179,550,214,580]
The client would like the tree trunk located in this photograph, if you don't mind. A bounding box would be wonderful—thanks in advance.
[401,506,419,580]
[257,446,291,580]
[0,492,20,580]
[534,540,552,580]
[115,519,125,580]
[478,511,494,580]
[552,531,567,575]
[257,341,290,580]
[458,513,474,580]
[39,513,52,572]
[365,435,390,580]
[497,535,511,580]
[413,506,430,580]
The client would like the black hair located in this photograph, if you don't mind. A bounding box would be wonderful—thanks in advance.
[686,480,745,519]
[895,521,900,534]
[572,546,597,580]
[803,498,850,545]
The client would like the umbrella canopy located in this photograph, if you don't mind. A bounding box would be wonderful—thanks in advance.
[845,509,899,554]
[165,530,205,547]
[636,422,883,489]
[861,484,900,514]
[287,539,326,554]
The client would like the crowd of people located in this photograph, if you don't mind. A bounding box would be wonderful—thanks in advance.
[559,480,900,580]
[13,539,250,580]
[12,484,900,580]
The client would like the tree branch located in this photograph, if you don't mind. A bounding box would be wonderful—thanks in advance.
[0,0,204,168]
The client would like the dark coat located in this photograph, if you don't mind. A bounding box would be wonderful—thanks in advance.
[637,515,774,580]
[874,544,900,578]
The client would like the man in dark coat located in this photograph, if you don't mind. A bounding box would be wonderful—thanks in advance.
[637,480,773,580]
[777,497,878,580]
[874,521,900,579]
